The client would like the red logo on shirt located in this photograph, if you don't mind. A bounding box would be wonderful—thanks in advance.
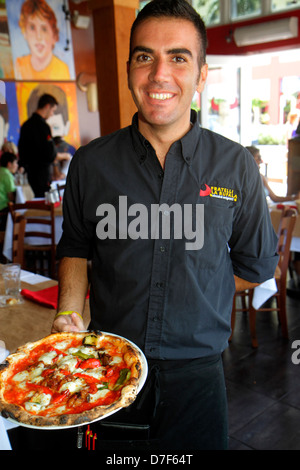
[199,184,211,197]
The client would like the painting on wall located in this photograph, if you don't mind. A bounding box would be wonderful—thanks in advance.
[0,0,14,78]
[6,0,75,81]
[0,81,20,149]
[16,81,80,151]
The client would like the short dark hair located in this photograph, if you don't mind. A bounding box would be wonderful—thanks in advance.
[129,0,207,67]
[37,93,58,110]
[245,146,259,157]
[1,151,17,167]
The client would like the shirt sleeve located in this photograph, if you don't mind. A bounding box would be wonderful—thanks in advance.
[56,148,93,260]
[229,150,279,283]
[5,171,16,193]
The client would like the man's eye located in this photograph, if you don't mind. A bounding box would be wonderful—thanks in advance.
[172,56,186,63]
[136,54,151,62]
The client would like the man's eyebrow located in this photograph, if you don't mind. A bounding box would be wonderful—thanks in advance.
[167,48,193,58]
[131,46,154,56]
[131,46,193,58]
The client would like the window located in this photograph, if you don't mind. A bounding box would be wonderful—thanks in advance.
[192,0,221,26]
[206,66,241,142]
[139,1,149,10]
[272,0,300,11]
[231,0,262,20]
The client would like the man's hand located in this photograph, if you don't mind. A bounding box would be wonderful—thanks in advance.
[51,312,85,333]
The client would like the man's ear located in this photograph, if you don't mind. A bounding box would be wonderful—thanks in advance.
[196,63,208,94]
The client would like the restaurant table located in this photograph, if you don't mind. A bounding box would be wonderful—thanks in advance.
[15,184,34,204]
[15,180,66,205]
[0,269,90,450]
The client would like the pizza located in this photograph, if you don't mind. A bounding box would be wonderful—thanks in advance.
[0,331,145,428]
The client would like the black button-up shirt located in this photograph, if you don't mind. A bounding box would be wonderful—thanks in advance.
[57,111,278,359]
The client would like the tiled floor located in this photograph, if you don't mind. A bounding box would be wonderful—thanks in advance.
[224,290,300,450]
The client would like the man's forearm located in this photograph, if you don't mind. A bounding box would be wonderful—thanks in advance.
[234,275,259,293]
[57,257,89,315]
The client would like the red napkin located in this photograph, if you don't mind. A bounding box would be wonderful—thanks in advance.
[21,285,60,308]
[28,198,61,208]
[21,285,89,309]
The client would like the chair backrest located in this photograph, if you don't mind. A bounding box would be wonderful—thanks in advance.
[276,207,297,282]
[12,215,26,267]
[8,201,56,247]
[56,183,66,198]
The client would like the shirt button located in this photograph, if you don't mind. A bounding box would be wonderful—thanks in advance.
[156,282,164,288]
[160,246,166,252]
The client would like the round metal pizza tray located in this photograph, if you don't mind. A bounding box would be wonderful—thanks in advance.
[5,331,148,430]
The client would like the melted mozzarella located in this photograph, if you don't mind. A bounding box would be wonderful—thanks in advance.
[88,388,110,403]
[54,340,72,350]
[25,392,52,412]
[13,370,29,382]
[39,350,57,365]
[13,364,44,383]
[68,346,98,358]
[57,355,78,372]
[59,378,85,394]
[109,356,123,365]
[77,367,105,380]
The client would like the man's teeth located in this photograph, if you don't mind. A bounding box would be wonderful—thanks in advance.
[149,93,173,100]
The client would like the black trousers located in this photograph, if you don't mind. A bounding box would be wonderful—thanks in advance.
[95,354,228,451]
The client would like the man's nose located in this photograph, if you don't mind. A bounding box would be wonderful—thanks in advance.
[149,58,170,83]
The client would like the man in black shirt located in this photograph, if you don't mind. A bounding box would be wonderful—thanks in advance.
[52,0,278,450]
[18,93,58,197]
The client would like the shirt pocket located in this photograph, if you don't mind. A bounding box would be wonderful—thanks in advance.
[185,200,234,270]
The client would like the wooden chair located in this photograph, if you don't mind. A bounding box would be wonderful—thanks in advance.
[11,214,27,267]
[8,201,57,279]
[230,207,297,347]
[56,183,66,198]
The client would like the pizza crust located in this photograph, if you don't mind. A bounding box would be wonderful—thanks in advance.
[0,331,145,428]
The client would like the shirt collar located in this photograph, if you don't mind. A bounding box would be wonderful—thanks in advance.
[131,110,200,166]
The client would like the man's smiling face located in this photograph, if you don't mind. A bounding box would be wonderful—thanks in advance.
[127,17,207,134]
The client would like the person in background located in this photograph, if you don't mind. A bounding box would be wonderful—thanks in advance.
[0,152,18,230]
[246,146,300,203]
[18,93,69,197]
[52,0,278,450]
[1,141,18,156]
